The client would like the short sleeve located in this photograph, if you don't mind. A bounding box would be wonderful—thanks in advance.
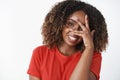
[90,52,102,80]
[27,47,42,78]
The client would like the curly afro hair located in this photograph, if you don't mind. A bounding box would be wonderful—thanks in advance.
[41,0,108,52]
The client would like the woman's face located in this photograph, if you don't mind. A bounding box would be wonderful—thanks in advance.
[62,11,86,47]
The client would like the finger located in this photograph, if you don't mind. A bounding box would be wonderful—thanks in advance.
[78,21,86,31]
[91,30,95,38]
[85,15,90,30]
[73,31,84,37]
[74,30,84,34]
[74,32,82,37]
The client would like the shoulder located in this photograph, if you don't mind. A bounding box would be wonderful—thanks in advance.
[32,45,50,57]
[93,52,102,57]
[33,45,49,52]
[32,45,56,56]
[90,52,102,80]
[33,45,56,53]
[92,52,102,61]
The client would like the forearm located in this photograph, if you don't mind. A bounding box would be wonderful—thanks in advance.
[70,47,94,80]
[29,75,41,80]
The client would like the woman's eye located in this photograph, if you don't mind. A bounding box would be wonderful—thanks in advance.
[66,22,74,27]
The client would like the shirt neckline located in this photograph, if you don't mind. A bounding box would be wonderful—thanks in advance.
[55,46,81,60]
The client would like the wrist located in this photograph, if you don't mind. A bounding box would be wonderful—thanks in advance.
[85,45,94,52]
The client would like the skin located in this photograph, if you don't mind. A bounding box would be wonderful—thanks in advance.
[29,11,96,80]
[29,75,40,80]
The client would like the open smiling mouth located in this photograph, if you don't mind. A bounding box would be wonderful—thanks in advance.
[68,35,79,42]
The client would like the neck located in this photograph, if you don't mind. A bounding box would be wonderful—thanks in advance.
[58,44,77,56]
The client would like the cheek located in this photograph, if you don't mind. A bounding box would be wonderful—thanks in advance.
[62,28,70,36]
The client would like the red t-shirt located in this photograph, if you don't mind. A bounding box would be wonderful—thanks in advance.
[27,45,102,80]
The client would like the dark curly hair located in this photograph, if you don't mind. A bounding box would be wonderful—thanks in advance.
[41,0,108,52]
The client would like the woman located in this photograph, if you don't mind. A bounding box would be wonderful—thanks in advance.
[27,0,108,80]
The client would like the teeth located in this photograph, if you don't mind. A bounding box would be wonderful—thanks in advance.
[68,36,77,41]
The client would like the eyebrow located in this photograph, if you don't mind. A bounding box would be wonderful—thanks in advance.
[67,19,85,25]
[67,19,77,24]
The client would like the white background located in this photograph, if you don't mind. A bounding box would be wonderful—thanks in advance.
[0,0,120,80]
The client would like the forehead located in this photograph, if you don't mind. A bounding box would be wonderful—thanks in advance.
[68,11,86,24]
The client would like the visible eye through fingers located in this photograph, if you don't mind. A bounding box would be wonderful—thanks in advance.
[65,15,91,33]
[65,19,86,31]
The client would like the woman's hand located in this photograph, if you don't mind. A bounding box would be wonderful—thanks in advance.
[70,14,97,80]
[73,15,95,49]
